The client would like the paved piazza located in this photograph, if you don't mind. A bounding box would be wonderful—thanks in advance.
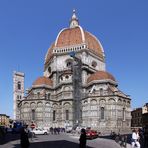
[0,133,131,148]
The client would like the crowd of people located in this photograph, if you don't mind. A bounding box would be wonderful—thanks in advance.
[49,127,65,134]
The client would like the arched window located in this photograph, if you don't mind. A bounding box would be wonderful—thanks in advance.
[66,110,69,120]
[101,107,105,119]
[67,61,72,68]
[45,94,48,99]
[48,93,50,99]
[32,109,35,120]
[18,82,21,90]
[48,66,51,73]
[123,108,125,121]
[53,110,56,121]
[37,92,40,99]
[66,59,73,68]
[100,88,103,96]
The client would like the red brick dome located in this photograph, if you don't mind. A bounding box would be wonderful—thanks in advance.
[56,27,104,56]
[33,76,53,86]
[44,43,54,66]
[87,71,116,83]
[45,27,104,65]
[44,11,104,67]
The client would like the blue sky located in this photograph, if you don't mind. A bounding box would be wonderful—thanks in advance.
[0,0,148,118]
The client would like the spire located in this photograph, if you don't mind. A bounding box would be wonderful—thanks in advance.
[70,9,79,28]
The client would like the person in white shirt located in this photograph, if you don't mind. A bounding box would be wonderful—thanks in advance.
[131,128,140,148]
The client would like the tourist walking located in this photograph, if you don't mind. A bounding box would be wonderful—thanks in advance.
[20,127,30,148]
[79,128,86,148]
[131,128,140,148]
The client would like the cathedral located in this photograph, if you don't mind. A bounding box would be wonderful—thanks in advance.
[13,10,131,133]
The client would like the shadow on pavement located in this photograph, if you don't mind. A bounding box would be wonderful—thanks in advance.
[0,133,40,145]
[0,133,20,145]
[99,135,112,139]
[13,140,93,148]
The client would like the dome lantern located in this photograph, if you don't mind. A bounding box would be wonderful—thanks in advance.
[69,9,79,28]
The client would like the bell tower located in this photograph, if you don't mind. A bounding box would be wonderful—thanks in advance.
[13,71,25,120]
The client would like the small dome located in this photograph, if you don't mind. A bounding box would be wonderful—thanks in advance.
[87,71,116,83]
[33,76,53,86]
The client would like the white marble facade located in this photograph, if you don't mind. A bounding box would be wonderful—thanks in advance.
[13,11,131,133]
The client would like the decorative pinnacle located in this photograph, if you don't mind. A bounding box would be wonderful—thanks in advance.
[72,9,76,19]
[70,9,79,28]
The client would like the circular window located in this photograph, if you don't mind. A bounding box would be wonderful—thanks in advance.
[65,75,69,79]
[92,61,97,68]
[67,62,72,67]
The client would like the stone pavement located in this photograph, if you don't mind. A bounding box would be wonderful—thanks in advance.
[69,133,132,148]
[0,133,132,148]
